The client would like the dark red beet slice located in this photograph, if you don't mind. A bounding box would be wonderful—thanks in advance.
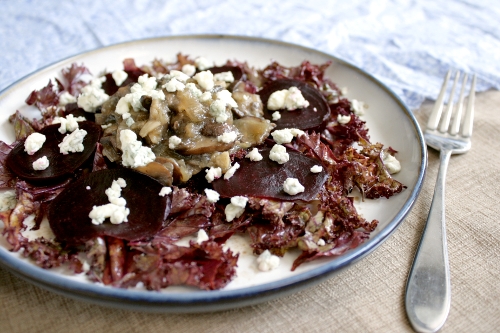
[208,66,243,91]
[48,168,171,245]
[208,66,243,81]
[101,71,144,96]
[6,122,101,183]
[258,78,330,131]
[64,103,95,122]
[211,147,327,201]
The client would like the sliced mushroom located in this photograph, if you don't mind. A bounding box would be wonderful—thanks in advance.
[233,116,275,147]
[176,136,235,155]
[232,91,264,118]
[135,160,174,186]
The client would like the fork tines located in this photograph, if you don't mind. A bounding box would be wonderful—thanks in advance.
[427,70,477,137]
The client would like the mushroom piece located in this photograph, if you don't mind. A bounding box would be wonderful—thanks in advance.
[232,91,264,118]
[135,159,174,186]
[233,116,275,147]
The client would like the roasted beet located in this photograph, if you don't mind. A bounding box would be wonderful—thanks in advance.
[208,66,243,91]
[258,78,330,131]
[209,66,243,81]
[212,147,327,201]
[47,168,171,245]
[6,122,101,183]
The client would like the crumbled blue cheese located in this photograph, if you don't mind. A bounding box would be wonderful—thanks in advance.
[317,239,326,246]
[350,99,366,116]
[165,70,190,83]
[163,77,185,92]
[217,131,238,143]
[225,196,248,222]
[119,129,155,168]
[245,148,263,161]
[115,74,165,115]
[0,190,17,212]
[209,100,229,123]
[310,165,323,173]
[269,144,289,164]
[337,114,351,125]
[112,70,128,86]
[256,250,280,272]
[271,128,305,144]
[193,70,214,91]
[272,111,281,121]
[58,91,77,106]
[216,90,238,108]
[89,178,130,225]
[267,90,287,111]
[200,91,212,102]
[213,71,234,83]
[204,188,220,203]
[224,162,240,180]
[77,77,109,112]
[24,132,46,155]
[185,83,203,99]
[32,156,49,170]
[283,178,305,195]
[52,114,86,134]
[196,229,209,244]
[267,86,310,111]
[194,57,212,71]
[58,129,87,154]
[168,135,182,149]
[181,64,196,77]
[159,187,172,197]
[382,152,402,174]
[205,167,222,183]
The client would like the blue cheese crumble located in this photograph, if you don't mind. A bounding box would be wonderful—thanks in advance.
[119,129,155,168]
[225,196,248,222]
[89,178,130,225]
[269,144,289,164]
[58,128,87,154]
[267,86,310,111]
[24,132,46,155]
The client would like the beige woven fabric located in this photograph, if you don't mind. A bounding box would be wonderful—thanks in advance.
[1,90,499,333]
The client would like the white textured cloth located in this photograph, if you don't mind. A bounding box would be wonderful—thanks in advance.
[1,0,499,109]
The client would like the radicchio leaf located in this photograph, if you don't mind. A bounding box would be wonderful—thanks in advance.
[158,187,215,241]
[119,240,238,290]
[61,63,91,96]
[0,141,17,189]
[8,110,35,141]
[292,230,369,270]
[25,79,64,114]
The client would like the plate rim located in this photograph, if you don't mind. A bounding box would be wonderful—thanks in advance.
[0,34,427,311]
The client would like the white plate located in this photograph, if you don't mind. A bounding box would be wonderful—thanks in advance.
[0,35,426,312]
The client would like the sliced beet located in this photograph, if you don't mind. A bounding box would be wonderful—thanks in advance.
[258,78,330,131]
[6,121,101,183]
[209,66,244,81]
[48,168,171,245]
[208,66,244,91]
[64,103,95,122]
[211,147,327,201]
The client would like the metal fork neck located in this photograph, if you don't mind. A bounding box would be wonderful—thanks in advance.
[405,148,452,333]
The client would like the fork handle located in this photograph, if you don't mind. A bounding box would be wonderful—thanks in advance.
[405,149,452,333]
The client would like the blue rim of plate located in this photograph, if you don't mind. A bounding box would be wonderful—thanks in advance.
[0,34,427,312]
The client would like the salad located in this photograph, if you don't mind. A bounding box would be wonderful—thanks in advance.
[0,54,405,291]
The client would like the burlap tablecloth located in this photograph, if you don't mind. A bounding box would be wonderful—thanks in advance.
[1,89,498,333]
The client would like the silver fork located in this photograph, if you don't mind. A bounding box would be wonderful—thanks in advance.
[405,71,476,333]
